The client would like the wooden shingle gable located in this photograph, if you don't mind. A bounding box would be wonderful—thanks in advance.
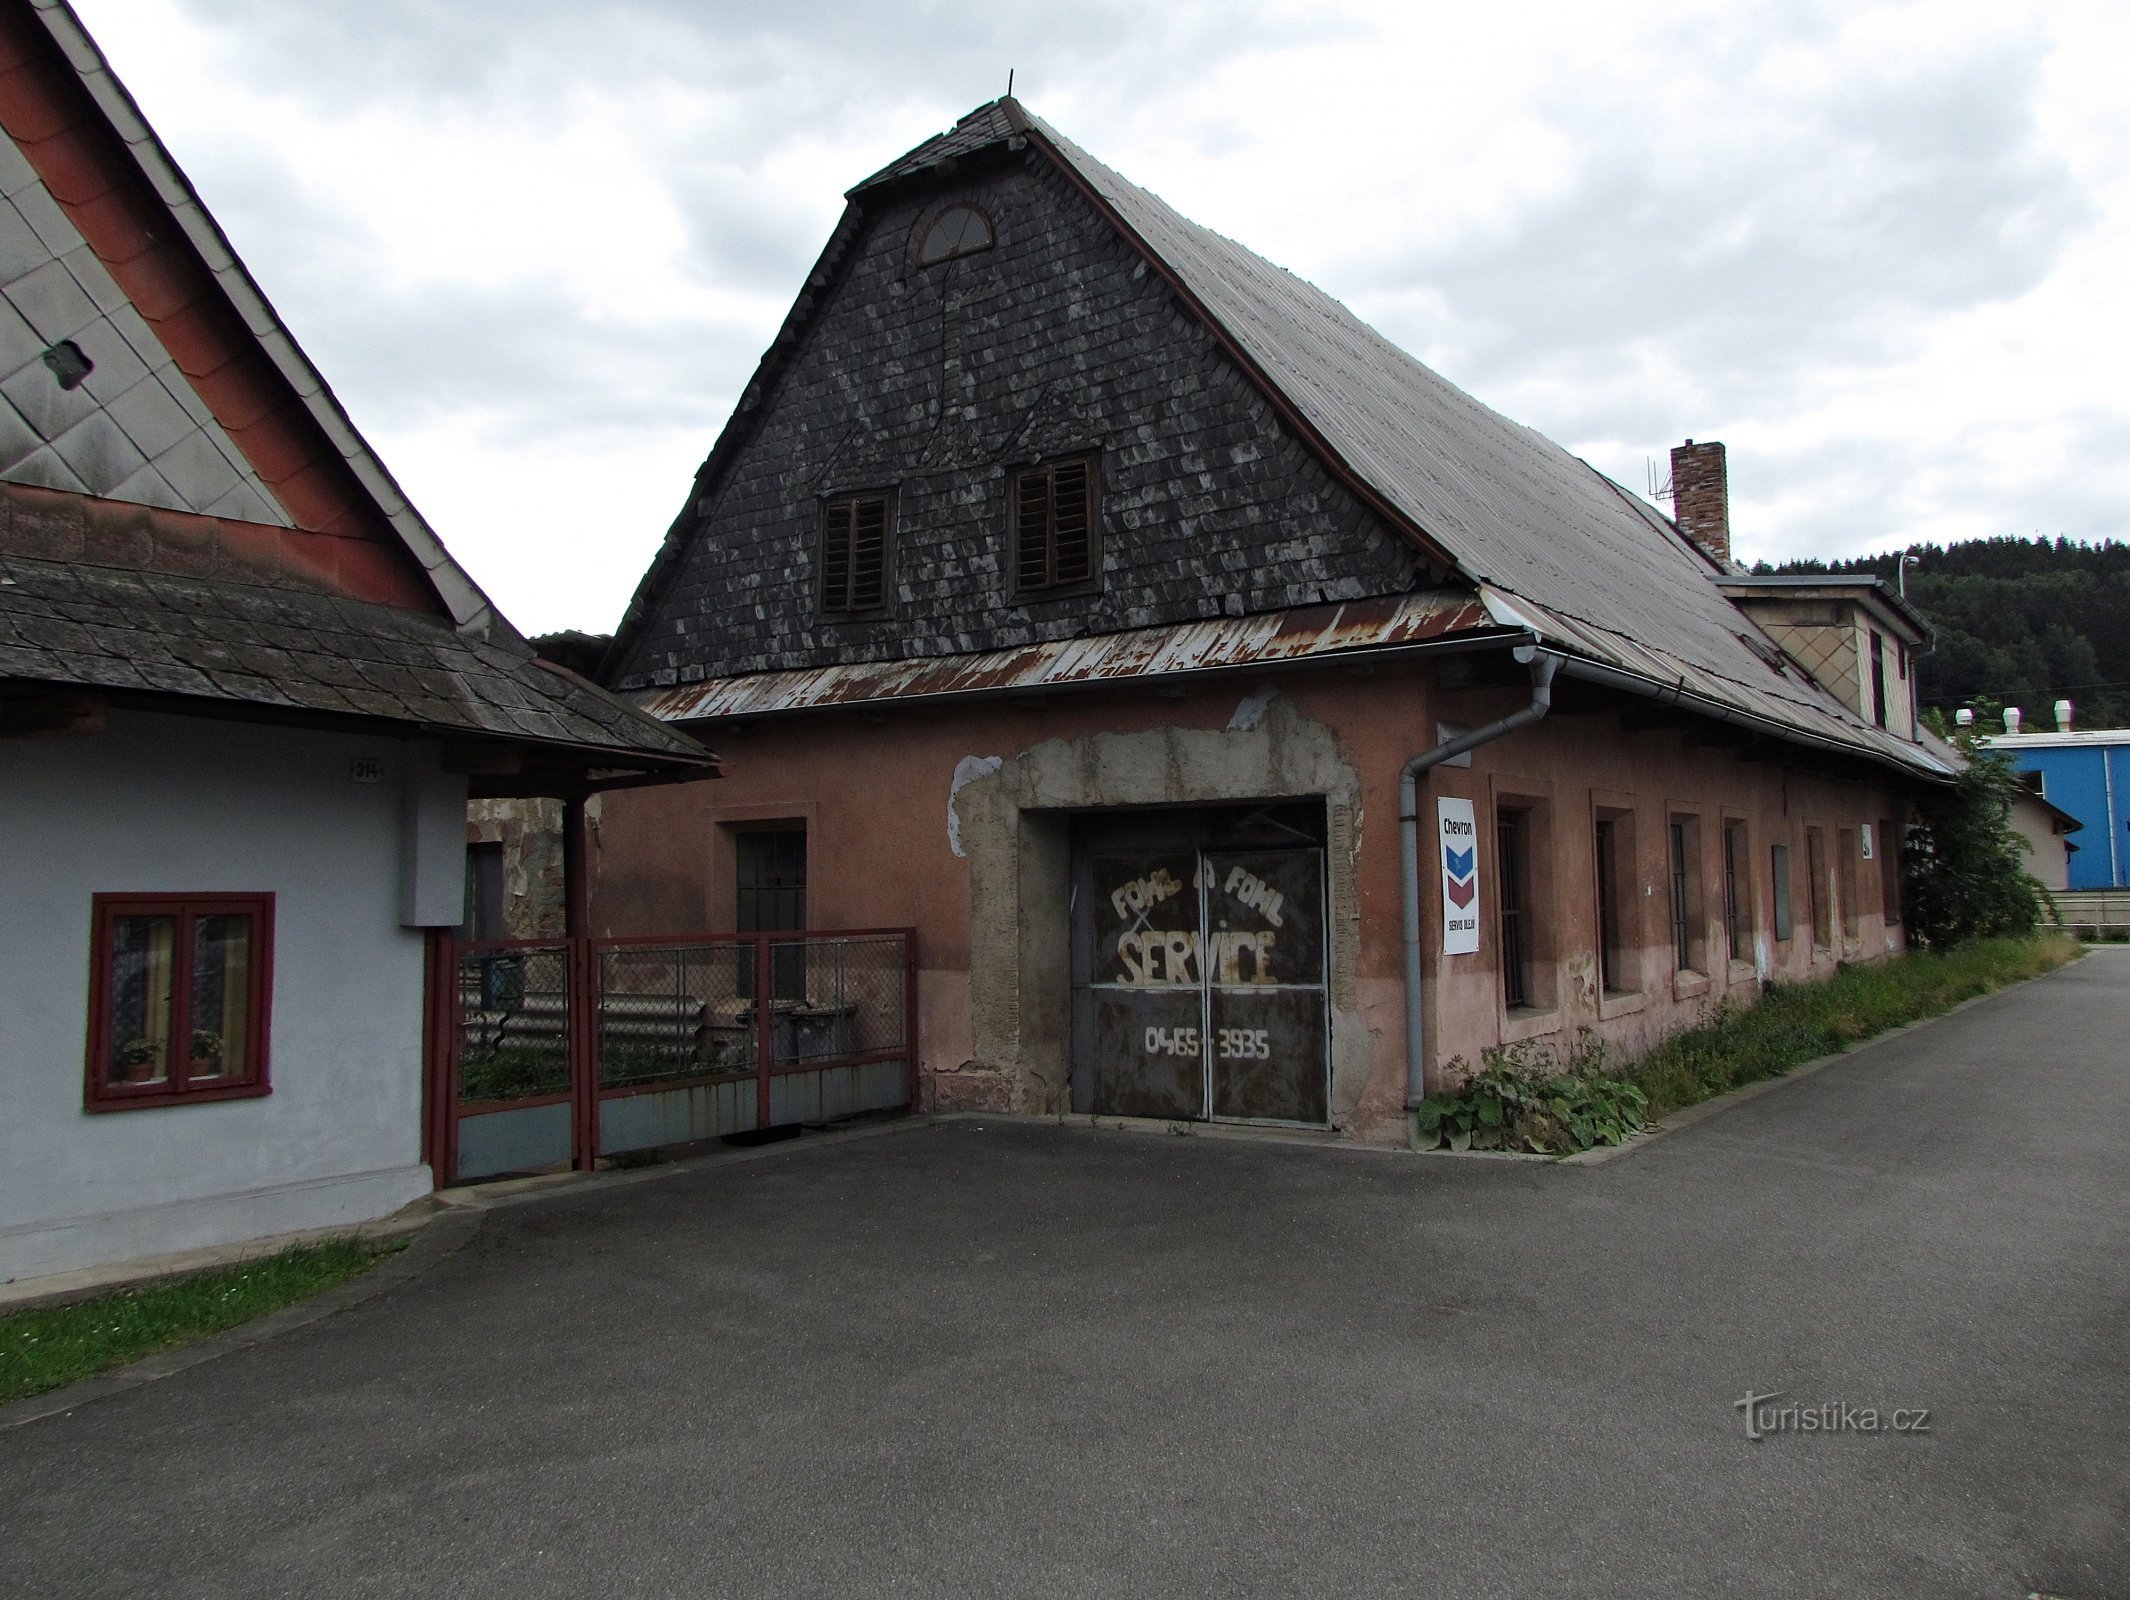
[604,121,1427,691]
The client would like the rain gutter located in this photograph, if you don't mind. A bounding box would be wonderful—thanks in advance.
[1533,650,1953,781]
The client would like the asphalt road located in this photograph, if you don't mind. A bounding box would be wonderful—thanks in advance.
[5,951,2126,1598]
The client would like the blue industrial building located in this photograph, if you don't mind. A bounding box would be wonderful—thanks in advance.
[1984,726,2130,890]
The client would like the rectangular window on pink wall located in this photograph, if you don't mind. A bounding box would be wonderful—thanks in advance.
[85,893,274,1111]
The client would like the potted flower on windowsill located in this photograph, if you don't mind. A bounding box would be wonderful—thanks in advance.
[112,1037,160,1084]
[189,1029,223,1078]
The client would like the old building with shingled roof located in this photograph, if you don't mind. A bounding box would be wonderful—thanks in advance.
[588,97,1944,1143]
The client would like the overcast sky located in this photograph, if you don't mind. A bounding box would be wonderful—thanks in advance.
[68,0,2129,636]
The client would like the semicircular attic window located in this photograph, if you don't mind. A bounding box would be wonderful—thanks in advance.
[917,204,994,266]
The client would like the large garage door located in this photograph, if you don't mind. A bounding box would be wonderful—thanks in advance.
[1070,806,1329,1126]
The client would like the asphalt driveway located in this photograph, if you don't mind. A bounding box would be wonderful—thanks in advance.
[5,951,2126,1598]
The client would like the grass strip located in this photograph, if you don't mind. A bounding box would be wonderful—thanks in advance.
[1628,935,2085,1121]
[0,1236,403,1405]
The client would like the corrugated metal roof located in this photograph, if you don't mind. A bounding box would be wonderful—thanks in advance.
[638,590,1502,721]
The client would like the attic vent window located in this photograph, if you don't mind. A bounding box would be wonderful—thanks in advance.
[820,491,892,615]
[1013,455,1098,596]
[42,340,92,390]
[918,204,993,265]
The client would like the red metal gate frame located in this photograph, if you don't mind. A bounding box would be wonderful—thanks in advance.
[425,927,919,1187]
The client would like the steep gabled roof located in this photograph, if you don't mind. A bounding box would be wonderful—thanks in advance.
[0,0,494,633]
[0,0,716,785]
[851,98,1023,194]
[615,98,1946,779]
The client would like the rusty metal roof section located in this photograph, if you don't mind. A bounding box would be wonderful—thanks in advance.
[639,590,1504,721]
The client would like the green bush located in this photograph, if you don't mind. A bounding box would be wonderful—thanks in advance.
[1631,935,2079,1118]
[1904,713,2047,949]
[1415,936,2081,1152]
[1415,1040,1646,1155]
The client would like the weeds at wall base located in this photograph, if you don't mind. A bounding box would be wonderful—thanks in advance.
[1413,935,2083,1156]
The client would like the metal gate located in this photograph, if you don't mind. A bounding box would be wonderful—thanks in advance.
[426,928,918,1185]
[1070,806,1329,1126]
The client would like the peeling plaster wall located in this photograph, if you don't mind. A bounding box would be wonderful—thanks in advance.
[466,798,567,938]
[947,691,1371,1121]
[591,662,1915,1147]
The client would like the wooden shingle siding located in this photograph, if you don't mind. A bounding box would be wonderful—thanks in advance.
[609,155,1421,690]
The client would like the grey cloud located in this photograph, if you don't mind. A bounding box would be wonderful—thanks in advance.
[1341,34,2086,434]
[1717,406,2130,568]
[152,0,2121,578]
[180,0,1303,138]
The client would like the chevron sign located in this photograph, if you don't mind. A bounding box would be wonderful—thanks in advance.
[1438,797,1482,954]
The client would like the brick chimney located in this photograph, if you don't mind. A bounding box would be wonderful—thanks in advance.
[1670,438,1730,564]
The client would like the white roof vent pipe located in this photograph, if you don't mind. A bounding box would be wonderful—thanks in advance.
[2056,699,2074,731]
[2004,707,2023,734]
[1955,708,1975,728]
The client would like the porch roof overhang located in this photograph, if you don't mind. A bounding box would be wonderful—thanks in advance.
[0,553,719,796]
[633,590,1517,722]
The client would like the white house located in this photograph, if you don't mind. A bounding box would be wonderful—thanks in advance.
[0,0,712,1285]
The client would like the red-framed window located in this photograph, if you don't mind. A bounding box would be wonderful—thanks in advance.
[85,893,274,1112]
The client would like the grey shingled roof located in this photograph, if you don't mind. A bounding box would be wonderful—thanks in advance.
[0,553,710,766]
[849,100,1022,195]
[1005,108,1944,776]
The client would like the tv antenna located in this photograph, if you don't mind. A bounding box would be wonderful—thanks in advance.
[1646,457,1673,503]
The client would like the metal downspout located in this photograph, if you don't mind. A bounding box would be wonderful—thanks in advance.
[1401,649,1558,1111]
[2105,746,2122,889]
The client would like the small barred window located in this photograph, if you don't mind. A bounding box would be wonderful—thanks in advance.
[820,493,891,614]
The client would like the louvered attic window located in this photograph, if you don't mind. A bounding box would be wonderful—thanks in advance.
[1012,456,1099,597]
[819,492,892,615]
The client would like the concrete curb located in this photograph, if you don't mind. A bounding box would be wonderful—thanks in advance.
[0,1207,483,1433]
[939,1112,1572,1162]
[1562,958,2086,1167]
[938,1110,1410,1157]
[0,1202,443,1314]
[433,1109,942,1213]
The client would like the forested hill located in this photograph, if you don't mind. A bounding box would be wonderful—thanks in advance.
[1758,537,2130,730]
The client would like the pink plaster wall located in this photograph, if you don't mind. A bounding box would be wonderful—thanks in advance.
[591,664,1912,1144]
